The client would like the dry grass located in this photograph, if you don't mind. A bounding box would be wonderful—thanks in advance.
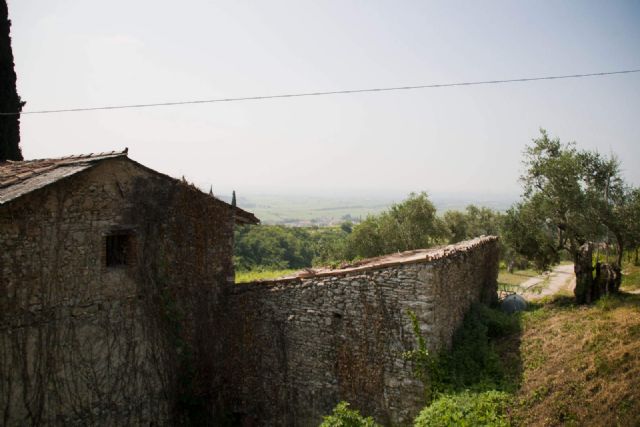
[508,294,640,426]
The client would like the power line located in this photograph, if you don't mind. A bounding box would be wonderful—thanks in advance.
[2,68,639,116]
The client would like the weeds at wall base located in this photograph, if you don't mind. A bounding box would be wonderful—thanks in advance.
[407,304,519,425]
[327,292,640,426]
[319,401,381,427]
[326,304,519,425]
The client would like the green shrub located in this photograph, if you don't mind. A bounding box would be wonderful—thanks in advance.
[414,391,511,427]
[319,402,380,427]
[325,306,520,427]
[432,304,519,393]
[475,304,520,338]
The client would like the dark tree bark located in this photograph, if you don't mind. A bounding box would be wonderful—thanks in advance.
[612,232,624,268]
[595,262,622,296]
[574,243,594,304]
[0,0,23,161]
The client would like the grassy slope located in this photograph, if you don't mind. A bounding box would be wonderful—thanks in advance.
[502,263,640,426]
[507,293,640,426]
[416,263,640,426]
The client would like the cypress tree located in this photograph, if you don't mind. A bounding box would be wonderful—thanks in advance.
[0,0,23,161]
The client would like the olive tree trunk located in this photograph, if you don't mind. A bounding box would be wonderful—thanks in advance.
[573,243,594,304]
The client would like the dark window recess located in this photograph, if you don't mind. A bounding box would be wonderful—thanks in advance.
[106,234,131,267]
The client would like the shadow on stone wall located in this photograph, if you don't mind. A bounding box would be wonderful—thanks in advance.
[223,237,501,426]
[428,302,525,397]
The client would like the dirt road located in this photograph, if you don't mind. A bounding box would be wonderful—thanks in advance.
[519,263,576,300]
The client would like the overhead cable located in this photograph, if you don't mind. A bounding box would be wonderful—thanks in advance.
[2,68,639,116]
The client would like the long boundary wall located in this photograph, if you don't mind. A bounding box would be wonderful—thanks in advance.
[224,236,499,426]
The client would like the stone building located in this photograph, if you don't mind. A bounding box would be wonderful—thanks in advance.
[0,150,258,425]
[0,148,499,426]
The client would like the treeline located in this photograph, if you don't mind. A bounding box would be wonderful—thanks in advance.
[234,224,347,271]
[235,192,509,272]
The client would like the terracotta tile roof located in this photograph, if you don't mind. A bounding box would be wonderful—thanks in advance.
[0,149,259,224]
[0,150,128,205]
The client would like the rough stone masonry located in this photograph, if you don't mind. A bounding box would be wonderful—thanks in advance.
[0,151,499,426]
[224,236,499,426]
[0,153,257,426]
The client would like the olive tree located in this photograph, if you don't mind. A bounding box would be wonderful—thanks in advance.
[346,192,448,259]
[503,129,632,303]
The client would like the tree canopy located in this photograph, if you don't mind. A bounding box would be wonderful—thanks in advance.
[443,205,502,245]
[344,192,448,259]
[235,192,453,271]
[502,129,635,303]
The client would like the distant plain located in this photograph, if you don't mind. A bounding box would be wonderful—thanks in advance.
[218,191,518,226]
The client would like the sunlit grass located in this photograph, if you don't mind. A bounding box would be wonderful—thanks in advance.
[510,293,640,426]
[621,263,640,291]
[498,268,539,287]
[235,269,298,283]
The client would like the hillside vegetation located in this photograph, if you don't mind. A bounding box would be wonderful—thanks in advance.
[508,292,640,425]
[434,262,640,426]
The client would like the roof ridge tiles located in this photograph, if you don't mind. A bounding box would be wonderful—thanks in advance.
[24,148,128,163]
[0,149,130,194]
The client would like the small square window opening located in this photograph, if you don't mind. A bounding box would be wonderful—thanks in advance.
[106,234,131,267]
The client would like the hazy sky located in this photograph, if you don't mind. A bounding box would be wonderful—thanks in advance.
[7,0,640,197]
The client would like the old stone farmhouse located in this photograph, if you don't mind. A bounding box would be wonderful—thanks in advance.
[0,149,499,426]
[0,150,258,425]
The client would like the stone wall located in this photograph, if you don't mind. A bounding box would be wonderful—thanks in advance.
[0,157,235,425]
[225,237,499,426]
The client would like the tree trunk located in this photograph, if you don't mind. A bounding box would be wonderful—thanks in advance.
[613,232,624,268]
[573,243,594,304]
[595,262,622,295]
